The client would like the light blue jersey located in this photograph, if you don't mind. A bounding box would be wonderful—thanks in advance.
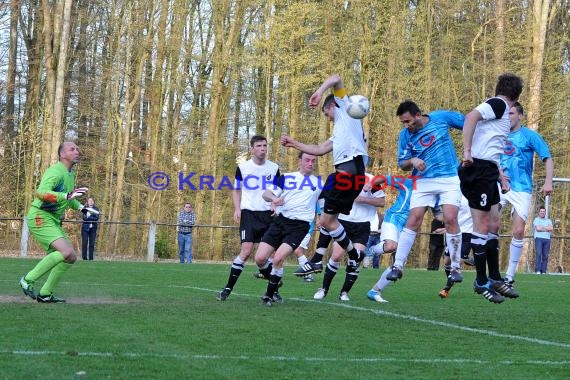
[307,202,322,235]
[500,127,551,193]
[383,175,413,231]
[398,110,464,178]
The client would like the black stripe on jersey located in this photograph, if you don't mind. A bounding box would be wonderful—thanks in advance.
[235,166,243,182]
[485,97,507,119]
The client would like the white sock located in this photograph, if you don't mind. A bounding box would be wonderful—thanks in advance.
[297,255,308,266]
[371,240,385,255]
[446,232,462,270]
[393,228,416,268]
[270,267,284,277]
[374,267,393,291]
[506,238,524,280]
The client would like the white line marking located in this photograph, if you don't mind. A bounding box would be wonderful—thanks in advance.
[2,350,569,365]
[4,280,570,350]
[286,297,570,349]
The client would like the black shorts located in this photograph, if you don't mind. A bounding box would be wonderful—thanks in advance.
[458,158,500,211]
[239,210,274,243]
[321,156,366,215]
[261,215,310,250]
[339,219,371,245]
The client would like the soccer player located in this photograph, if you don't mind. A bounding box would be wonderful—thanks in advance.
[439,195,474,298]
[255,152,321,306]
[384,101,464,285]
[19,142,95,303]
[365,176,413,303]
[500,102,553,285]
[281,74,368,278]
[293,201,322,282]
[460,72,524,303]
[216,135,280,302]
[312,173,385,301]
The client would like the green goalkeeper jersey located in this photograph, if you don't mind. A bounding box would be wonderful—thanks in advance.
[27,161,82,220]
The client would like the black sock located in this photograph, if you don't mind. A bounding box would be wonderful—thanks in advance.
[322,265,337,292]
[471,232,488,285]
[486,233,501,280]
[443,264,453,290]
[340,269,359,293]
[311,231,332,263]
[225,261,244,290]
[259,262,272,279]
[266,274,282,298]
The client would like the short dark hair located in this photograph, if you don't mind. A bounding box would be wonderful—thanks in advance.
[495,73,523,101]
[250,135,267,147]
[512,101,524,115]
[57,143,65,158]
[396,100,422,116]
[321,94,338,112]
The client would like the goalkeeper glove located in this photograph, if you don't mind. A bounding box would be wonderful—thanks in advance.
[67,187,88,200]
[80,206,100,215]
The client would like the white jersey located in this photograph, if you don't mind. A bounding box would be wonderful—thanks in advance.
[234,159,280,212]
[271,171,322,222]
[458,195,473,233]
[340,173,385,223]
[471,97,510,165]
[330,93,368,165]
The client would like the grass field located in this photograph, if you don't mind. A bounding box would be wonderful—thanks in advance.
[1,257,569,379]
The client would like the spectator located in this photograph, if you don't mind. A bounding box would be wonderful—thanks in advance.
[81,197,100,260]
[177,203,196,264]
[426,208,445,270]
[533,207,553,274]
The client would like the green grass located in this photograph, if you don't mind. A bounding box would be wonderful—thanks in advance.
[1,257,569,379]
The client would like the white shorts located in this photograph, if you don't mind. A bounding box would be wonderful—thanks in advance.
[410,177,461,209]
[500,190,531,221]
[299,232,312,250]
[380,222,400,243]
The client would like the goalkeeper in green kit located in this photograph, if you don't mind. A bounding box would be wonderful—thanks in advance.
[19,142,98,303]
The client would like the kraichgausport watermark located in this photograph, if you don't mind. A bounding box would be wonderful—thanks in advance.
[146,172,420,191]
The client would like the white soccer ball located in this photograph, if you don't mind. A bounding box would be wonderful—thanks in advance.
[346,95,370,119]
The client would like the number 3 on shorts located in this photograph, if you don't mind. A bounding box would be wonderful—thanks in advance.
[480,193,487,207]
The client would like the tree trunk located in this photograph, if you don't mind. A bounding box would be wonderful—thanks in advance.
[3,0,20,139]
[527,0,554,131]
[51,0,73,158]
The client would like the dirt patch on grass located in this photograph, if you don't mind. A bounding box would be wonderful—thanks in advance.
[0,295,135,304]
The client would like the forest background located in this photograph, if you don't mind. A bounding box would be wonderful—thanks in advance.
[0,0,569,266]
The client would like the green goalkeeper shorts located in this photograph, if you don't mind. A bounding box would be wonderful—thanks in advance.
[27,212,69,253]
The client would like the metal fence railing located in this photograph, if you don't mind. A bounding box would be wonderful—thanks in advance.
[0,216,566,272]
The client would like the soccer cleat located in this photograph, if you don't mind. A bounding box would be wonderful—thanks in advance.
[313,288,327,300]
[271,292,283,304]
[36,293,66,303]
[252,272,267,280]
[367,290,388,303]
[294,262,323,276]
[19,276,36,300]
[438,288,450,299]
[448,269,463,283]
[491,279,519,299]
[216,287,231,301]
[304,274,314,282]
[260,295,273,307]
[473,280,505,304]
[339,292,350,301]
[386,266,403,282]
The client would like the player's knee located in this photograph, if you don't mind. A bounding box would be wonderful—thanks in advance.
[384,241,397,253]
[63,251,77,263]
[512,226,525,239]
